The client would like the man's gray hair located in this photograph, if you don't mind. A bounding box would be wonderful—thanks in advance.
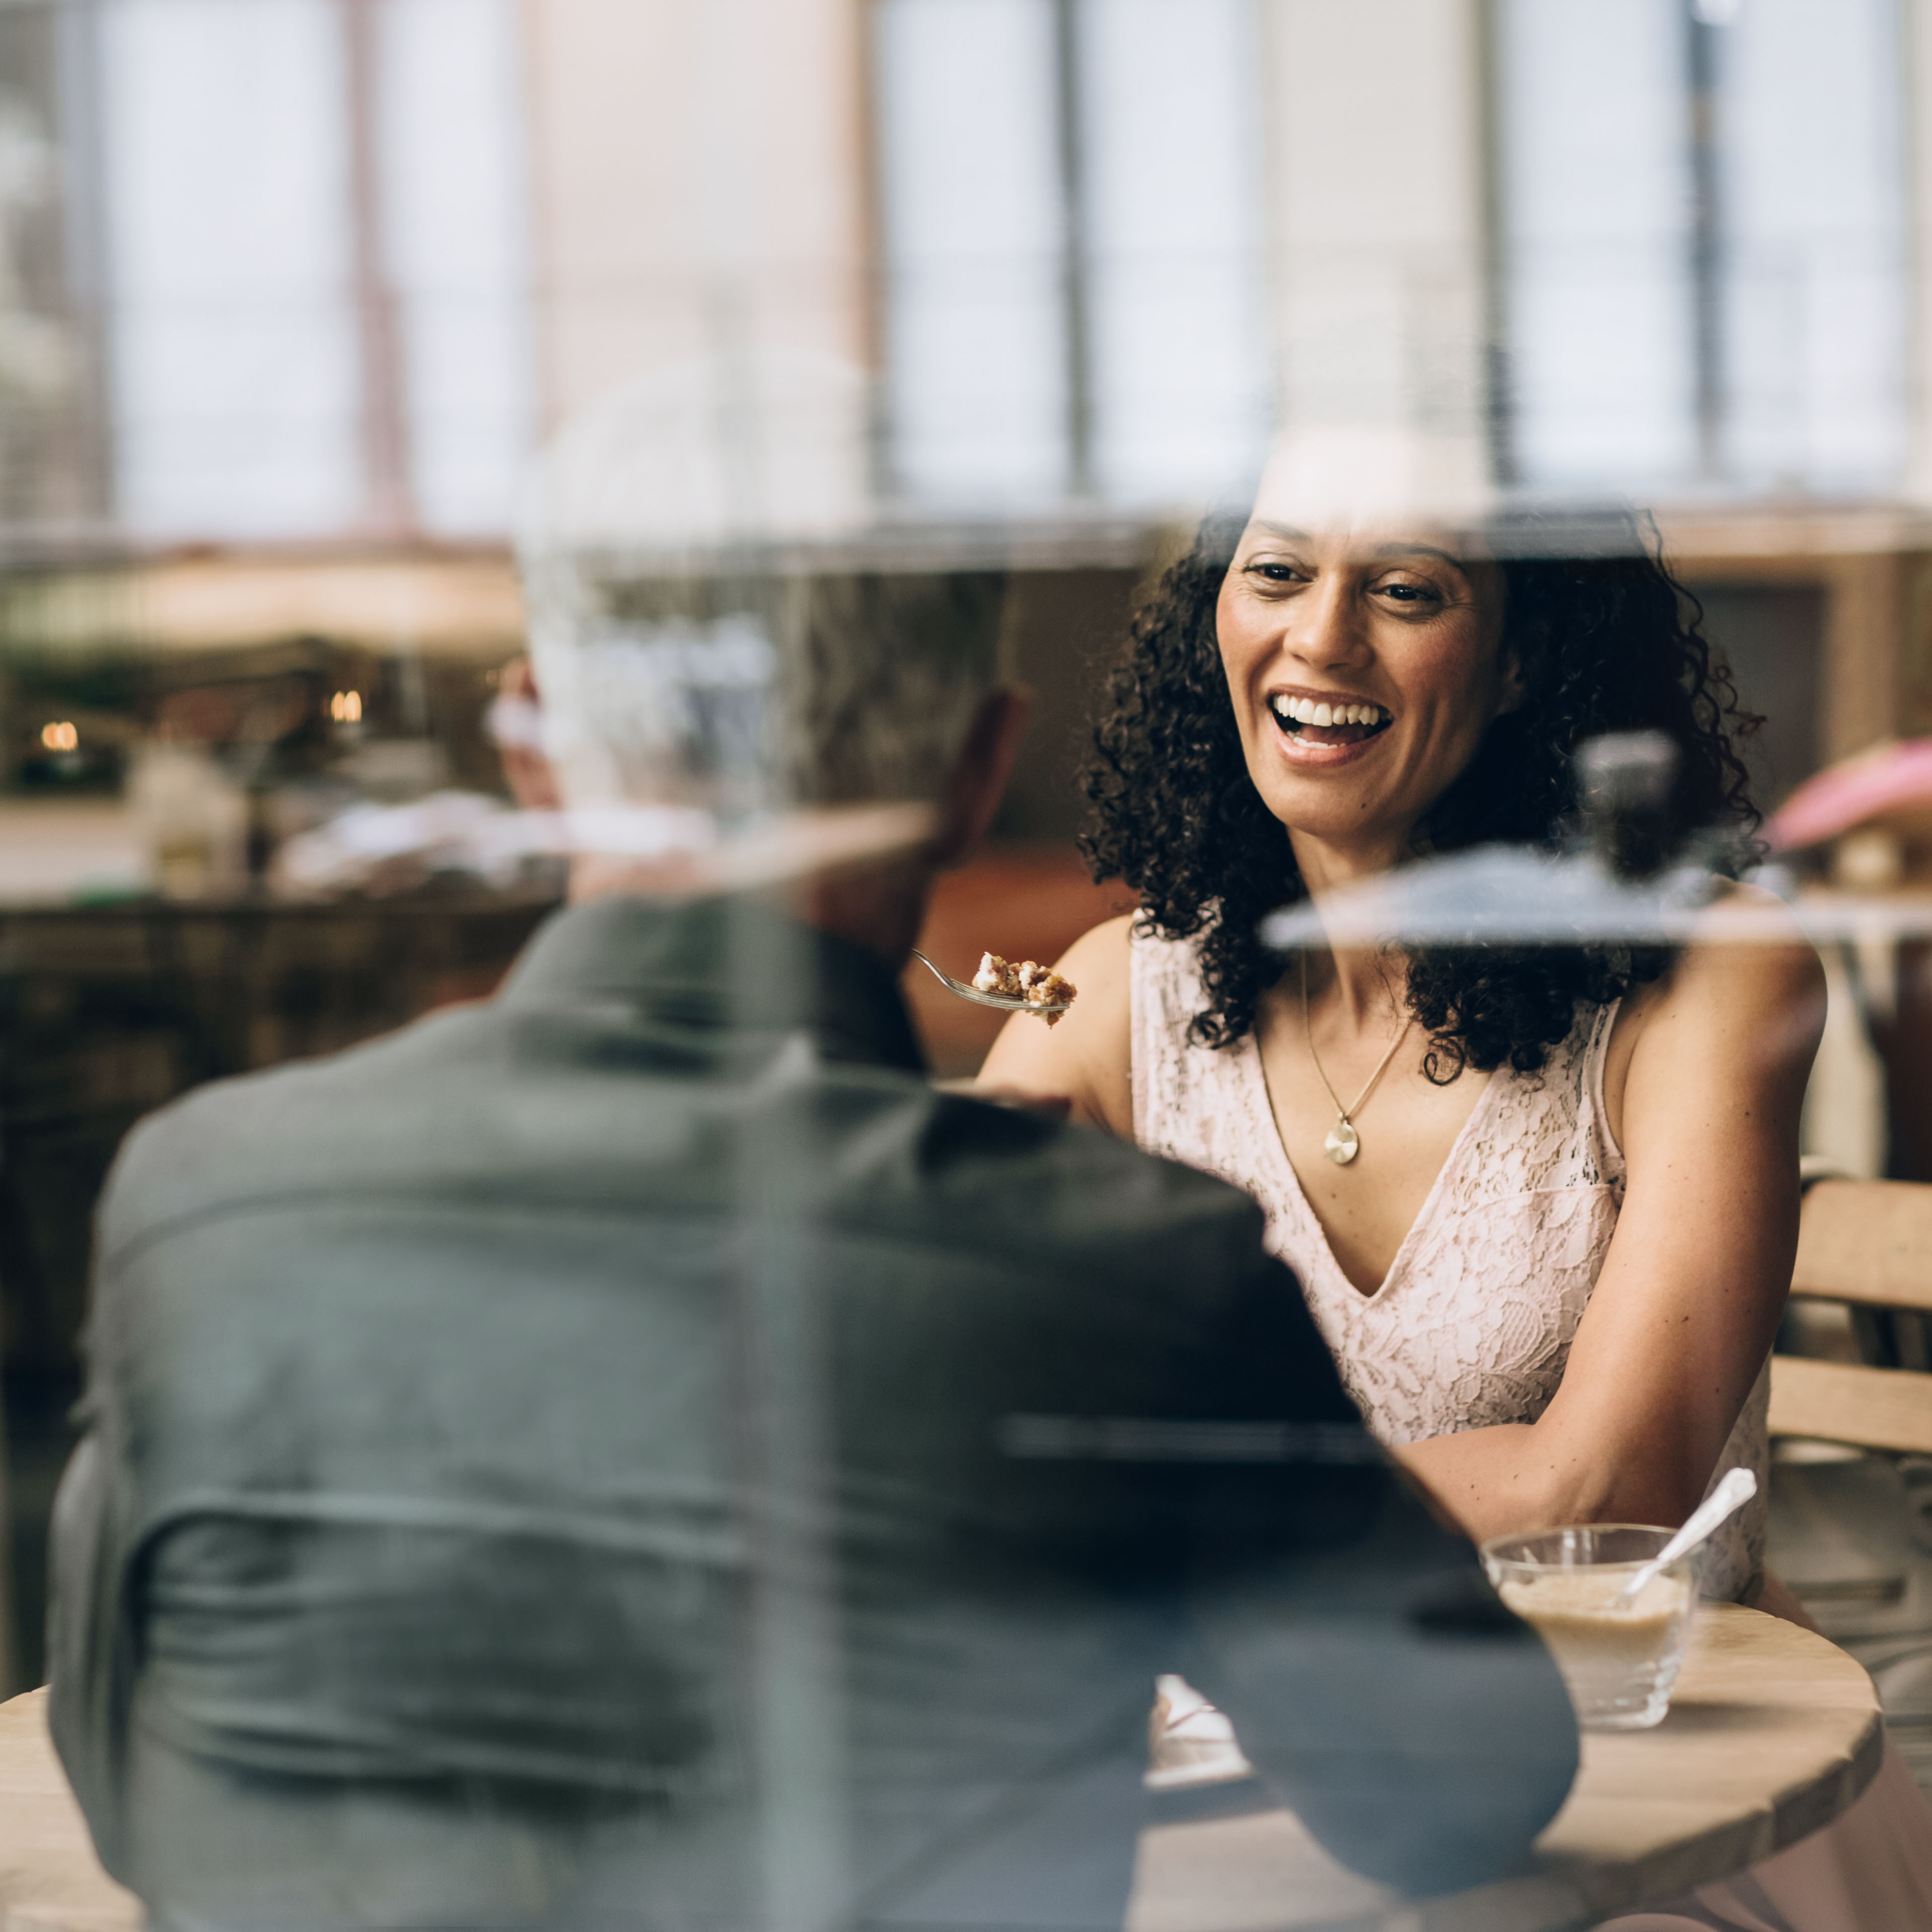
[773,571,1009,805]
[531,568,1009,819]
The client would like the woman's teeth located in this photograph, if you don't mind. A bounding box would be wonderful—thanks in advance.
[1269,696,1389,730]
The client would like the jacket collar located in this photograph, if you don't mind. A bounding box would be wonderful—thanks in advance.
[500,893,927,1074]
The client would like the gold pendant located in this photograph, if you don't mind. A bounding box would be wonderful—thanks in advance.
[1324,1117,1359,1166]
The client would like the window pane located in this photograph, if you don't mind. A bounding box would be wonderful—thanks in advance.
[1497,0,1698,491]
[1077,0,1266,506]
[875,0,1068,510]
[1716,0,1906,494]
[0,2,105,530]
[98,0,362,537]
[378,0,534,536]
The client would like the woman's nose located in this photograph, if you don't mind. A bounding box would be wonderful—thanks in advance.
[1286,574,1367,668]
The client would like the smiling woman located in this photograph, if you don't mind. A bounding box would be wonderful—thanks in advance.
[1078,504,1754,1066]
[975,474,1932,1925]
[978,472,1799,1561]
[1214,514,1519,884]
[978,482,1788,1353]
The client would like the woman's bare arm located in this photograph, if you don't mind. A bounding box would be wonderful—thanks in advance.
[976,915,1136,1137]
[1393,895,1824,1544]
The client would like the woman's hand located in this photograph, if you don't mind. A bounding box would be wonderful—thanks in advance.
[1395,886,1825,1544]
[976,914,1137,1136]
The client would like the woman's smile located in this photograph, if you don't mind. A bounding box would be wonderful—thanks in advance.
[1265,684,1396,765]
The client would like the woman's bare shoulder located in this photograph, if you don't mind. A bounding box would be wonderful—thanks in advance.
[1625,881,1823,1028]
[976,913,1137,1137]
[1606,880,1825,1141]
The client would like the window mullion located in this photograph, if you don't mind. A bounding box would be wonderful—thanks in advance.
[1052,0,1092,502]
[1687,0,1726,482]
[340,0,415,539]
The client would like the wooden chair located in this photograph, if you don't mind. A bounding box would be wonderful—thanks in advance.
[1771,1178,1932,1456]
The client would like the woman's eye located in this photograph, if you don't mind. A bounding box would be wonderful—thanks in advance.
[1244,562,1303,585]
[1376,580,1442,607]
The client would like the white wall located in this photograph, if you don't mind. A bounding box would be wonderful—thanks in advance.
[1260,0,1493,507]
[523,0,872,433]
[1496,0,1697,492]
[1078,0,1269,507]
[874,0,1068,507]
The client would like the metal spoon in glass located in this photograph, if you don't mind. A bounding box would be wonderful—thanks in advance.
[1609,1467,1759,1608]
[909,949,1074,1017]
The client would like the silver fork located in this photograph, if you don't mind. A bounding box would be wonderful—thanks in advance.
[909,949,1073,1017]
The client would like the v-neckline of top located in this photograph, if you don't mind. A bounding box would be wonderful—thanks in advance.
[1242,1029,1505,1303]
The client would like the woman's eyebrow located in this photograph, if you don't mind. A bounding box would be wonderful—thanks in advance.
[1374,541,1464,569]
[1245,522,1465,570]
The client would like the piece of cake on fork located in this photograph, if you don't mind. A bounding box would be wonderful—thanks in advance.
[973,952,1077,1025]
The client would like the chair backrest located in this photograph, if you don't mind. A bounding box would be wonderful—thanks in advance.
[1791,1179,1932,1313]
[1771,1178,1932,1457]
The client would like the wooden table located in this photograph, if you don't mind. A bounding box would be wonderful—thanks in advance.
[1131,1602,1885,1931]
[0,1689,136,1931]
[0,1605,1883,1932]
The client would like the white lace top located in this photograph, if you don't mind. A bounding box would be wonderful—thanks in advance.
[1130,929,1768,1602]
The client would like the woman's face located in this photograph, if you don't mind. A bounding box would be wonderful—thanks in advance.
[1215,511,1514,866]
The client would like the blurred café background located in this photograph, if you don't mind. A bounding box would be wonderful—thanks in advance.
[1,0,1931,1747]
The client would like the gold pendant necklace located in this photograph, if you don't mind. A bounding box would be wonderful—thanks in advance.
[1301,954,1414,1166]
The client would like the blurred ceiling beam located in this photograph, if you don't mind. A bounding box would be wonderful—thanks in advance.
[0,553,523,660]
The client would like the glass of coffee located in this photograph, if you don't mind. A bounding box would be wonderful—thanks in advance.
[1481,1524,1699,1731]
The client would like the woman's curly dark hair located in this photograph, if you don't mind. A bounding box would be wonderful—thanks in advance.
[1079,510,1760,1081]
